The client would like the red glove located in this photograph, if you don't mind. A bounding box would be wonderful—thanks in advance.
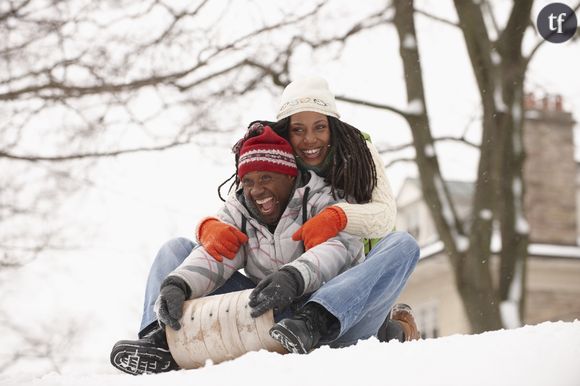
[292,206,347,250]
[197,217,248,262]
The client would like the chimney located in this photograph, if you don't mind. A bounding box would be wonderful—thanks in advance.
[522,93,577,245]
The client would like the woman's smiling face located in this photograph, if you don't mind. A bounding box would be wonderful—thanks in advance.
[288,111,331,167]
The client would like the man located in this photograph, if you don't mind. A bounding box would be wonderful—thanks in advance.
[110,125,419,375]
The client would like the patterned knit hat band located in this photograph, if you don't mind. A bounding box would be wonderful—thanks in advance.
[277,76,340,121]
[237,126,298,179]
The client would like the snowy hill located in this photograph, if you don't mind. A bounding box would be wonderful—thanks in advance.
[2,321,579,386]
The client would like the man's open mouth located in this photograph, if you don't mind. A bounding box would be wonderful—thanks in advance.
[255,196,276,215]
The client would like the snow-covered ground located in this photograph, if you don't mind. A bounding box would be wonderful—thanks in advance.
[2,320,579,386]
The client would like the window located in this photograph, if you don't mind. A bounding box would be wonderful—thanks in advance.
[416,302,438,339]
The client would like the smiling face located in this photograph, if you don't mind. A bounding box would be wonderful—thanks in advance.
[241,171,296,225]
[288,111,331,167]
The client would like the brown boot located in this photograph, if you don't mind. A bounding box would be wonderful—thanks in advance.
[390,303,421,341]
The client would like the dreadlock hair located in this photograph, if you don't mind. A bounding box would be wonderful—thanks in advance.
[217,121,276,201]
[273,116,377,204]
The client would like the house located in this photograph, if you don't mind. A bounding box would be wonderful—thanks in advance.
[395,94,580,337]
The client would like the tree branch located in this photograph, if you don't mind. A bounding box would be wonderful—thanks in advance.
[335,95,409,118]
[497,0,533,60]
[0,0,33,23]
[385,157,415,169]
[377,135,479,154]
[524,2,580,66]
[413,7,459,27]
[0,139,194,162]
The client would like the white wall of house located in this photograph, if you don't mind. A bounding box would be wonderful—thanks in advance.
[395,253,471,337]
[576,163,580,243]
[396,251,580,336]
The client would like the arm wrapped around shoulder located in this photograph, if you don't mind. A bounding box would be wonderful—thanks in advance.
[291,206,347,250]
[196,217,248,262]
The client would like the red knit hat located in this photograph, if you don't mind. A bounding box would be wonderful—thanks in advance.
[237,125,298,179]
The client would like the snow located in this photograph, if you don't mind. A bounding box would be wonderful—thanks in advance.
[516,216,530,234]
[494,85,507,112]
[479,208,492,220]
[419,240,444,259]
[512,177,529,235]
[500,259,523,329]
[499,300,520,329]
[406,99,424,115]
[424,144,435,157]
[454,234,469,252]
[528,243,580,259]
[491,50,501,65]
[512,97,523,155]
[491,228,502,252]
[2,321,579,386]
[419,238,580,260]
[402,33,416,49]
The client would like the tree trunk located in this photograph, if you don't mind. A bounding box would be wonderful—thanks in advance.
[453,0,533,329]
[394,0,502,332]
[494,0,533,326]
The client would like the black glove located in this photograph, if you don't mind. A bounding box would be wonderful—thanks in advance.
[249,267,304,318]
[157,276,191,331]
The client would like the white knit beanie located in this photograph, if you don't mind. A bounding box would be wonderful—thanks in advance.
[276,76,340,121]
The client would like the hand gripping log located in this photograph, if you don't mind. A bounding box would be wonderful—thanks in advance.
[166,289,286,369]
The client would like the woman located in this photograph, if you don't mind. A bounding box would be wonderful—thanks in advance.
[272,76,396,252]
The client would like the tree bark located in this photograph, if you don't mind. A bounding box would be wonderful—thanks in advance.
[453,0,533,329]
[495,0,533,324]
[393,1,502,333]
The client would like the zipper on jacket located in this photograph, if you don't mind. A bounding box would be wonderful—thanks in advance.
[302,186,310,224]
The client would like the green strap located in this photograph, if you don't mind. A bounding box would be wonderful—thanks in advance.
[363,237,381,255]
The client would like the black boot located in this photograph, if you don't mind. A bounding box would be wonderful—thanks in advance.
[110,324,179,375]
[269,302,337,354]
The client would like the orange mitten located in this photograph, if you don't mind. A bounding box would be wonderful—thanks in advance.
[197,217,248,262]
[292,206,347,250]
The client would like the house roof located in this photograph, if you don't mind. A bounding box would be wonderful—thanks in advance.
[419,239,580,261]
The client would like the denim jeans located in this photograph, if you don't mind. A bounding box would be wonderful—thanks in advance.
[308,231,420,347]
[140,232,419,346]
[139,237,255,336]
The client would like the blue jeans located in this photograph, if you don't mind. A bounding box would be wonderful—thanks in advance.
[139,237,255,336]
[140,232,419,346]
[308,231,419,347]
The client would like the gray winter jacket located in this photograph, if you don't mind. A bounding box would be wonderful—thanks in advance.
[168,171,365,299]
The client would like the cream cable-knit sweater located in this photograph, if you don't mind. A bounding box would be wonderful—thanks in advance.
[334,141,396,238]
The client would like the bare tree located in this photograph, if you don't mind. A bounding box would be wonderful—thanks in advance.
[0,315,82,374]
[389,0,579,333]
[391,0,505,332]
[259,0,579,332]
[0,0,334,373]
[0,0,330,266]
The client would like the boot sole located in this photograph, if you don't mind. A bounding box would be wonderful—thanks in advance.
[110,341,178,375]
[269,324,308,354]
